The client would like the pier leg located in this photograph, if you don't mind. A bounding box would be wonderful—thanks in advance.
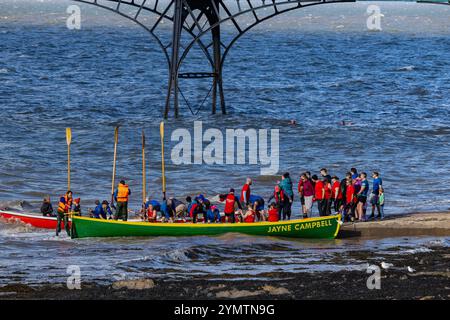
[165,0,183,118]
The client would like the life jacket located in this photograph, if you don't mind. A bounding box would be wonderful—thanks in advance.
[314,181,324,200]
[268,208,279,222]
[117,184,129,202]
[324,182,332,200]
[224,193,236,214]
[58,195,72,213]
[332,181,343,199]
[244,210,255,223]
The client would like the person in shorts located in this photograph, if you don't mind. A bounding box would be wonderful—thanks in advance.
[356,172,369,221]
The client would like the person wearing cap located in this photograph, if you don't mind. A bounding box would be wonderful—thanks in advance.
[92,200,113,219]
[114,180,131,221]
[221,188,243,223]
[73,198,81,216]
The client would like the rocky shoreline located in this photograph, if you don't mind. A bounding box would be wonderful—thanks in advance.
[1,246,448,300]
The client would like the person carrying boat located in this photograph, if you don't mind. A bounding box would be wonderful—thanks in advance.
[146,199,161,222]
[160,199,173,223]
[221,188,243,223]
[267,202,279,222]
[189,197,203,223]
[40,196,55,217]
[92,200,113,219]
[206,205,221,223]
[242,204,256,223]
[267,184,285,220]
[73,198,81,216]
[167,197,187,219]
[56,190,73,236]
[249,194,265,221]
[114,180,130,221]
[240,178,252,207]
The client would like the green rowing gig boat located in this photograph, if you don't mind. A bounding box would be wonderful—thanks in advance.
[71,215,341,239]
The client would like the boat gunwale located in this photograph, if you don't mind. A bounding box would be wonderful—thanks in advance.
[72,214,341,229]
[0,210,57,221]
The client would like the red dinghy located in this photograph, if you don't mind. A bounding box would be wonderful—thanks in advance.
[0,210,69,229]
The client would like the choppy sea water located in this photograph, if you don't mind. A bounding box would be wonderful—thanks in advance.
[0,221,448,286]
[0,0,450,284]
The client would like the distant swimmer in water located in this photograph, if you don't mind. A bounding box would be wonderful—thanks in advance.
[340,120,353,126]
[289,119,297,126]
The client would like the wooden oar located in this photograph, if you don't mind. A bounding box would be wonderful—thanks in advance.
[160,121,166,200]
[66,128,72,191]
[142,129,146,208]
[111,126,119,207]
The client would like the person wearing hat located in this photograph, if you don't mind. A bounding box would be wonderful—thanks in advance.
[114,180,131,221]
[221,188,243,223]
[56,190,73,236]
[92,200,113,219]
[73,198,81,216]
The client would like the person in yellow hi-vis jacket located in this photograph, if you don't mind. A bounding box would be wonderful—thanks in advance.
[57,190,73,236]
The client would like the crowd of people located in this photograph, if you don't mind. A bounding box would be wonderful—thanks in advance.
[42,168,385,236]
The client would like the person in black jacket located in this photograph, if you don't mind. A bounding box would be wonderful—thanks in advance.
[40,196,54,217]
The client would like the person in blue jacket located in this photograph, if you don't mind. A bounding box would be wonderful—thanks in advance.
[249,195,265,221]
[92,200,113,219]
[206,205,221,223]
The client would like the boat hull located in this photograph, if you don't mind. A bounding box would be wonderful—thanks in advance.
[71,215,341,239]
[0,210,68,229]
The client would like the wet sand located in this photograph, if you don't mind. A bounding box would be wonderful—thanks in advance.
[0,212,449,300]
[340,212,450,238]
[0,246,448,300]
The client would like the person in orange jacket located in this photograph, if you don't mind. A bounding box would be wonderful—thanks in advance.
[114,180,131,221]
[56,190,73,236]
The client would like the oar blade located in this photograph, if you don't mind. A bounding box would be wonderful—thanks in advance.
[160,121,166,193]
[66,128,72,145]
[159,121,164,138]
[114,126,119,144]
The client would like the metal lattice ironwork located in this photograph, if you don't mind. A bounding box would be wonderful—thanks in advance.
[70,0,450,118]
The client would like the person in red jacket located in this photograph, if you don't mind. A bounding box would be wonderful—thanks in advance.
[221,188,243,223]
[312,175,324,216]
[331,176,343,214]
[242,204,256,223]
[267,184,285,220]
[240,178,252,206]
[344,179,356,221]
[267,203,279,222]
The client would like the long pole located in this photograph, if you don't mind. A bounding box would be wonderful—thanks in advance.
[160,121,166,200]
[111,126,119,207]
[66,128,72,191]
[142,129,146,206]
